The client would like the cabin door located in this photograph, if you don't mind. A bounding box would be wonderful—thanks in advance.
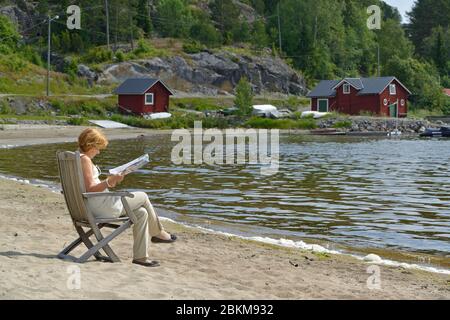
[389,103,398,117]
[318,99,328,112]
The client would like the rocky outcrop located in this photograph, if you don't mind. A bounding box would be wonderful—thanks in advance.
[0,1,34,32]
[97,51,308,96]
[318,117,431,133]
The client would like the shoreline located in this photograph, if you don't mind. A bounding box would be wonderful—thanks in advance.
[2,171,449,275]
[0,176,449,299]
[0,124,449,299]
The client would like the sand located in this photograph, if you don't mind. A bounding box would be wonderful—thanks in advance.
[0,125,449,299]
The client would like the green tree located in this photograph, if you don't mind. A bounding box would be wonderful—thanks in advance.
[209,0,240,40]
[0,15,20,53]
[375,19,414,68]
[189,9,221,46]
[234,77,253,116]
[135,0,153,36]
[422,27,449,77]
[384,56,446,111]
[251,19,269,49]
[407,0,450,56]
[155,0,192,38]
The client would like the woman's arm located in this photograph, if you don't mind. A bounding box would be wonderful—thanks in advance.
[80,156,109,192]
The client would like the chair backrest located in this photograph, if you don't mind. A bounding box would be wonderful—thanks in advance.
[56,151,90,223]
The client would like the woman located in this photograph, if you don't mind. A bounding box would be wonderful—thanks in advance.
[78,128,176,267]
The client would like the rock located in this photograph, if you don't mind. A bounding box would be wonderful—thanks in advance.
[77,64,98,85]
[0,4,33,31]
[363,254,382,263]
[97,51,307,96]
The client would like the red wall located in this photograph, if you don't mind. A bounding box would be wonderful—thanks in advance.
[310,79,409,117]
[118,81,171,116]
[143,82,171,113]
[378,79,409,117]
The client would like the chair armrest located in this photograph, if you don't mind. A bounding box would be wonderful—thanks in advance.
[82,191,135,199]
[82,191,138,224]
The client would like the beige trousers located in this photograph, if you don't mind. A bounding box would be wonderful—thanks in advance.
[122,191,164,260]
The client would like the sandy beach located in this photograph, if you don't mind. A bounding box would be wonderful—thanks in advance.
[0,125,449,299]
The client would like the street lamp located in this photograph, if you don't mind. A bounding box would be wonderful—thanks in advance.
[47,14,59,97]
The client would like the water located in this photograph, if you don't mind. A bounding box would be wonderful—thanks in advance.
[0,134,449,262]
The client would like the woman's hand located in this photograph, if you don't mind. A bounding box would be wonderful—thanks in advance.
[107,174,125,188]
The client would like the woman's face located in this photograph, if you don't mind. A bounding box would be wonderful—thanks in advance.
[85,146,100,159]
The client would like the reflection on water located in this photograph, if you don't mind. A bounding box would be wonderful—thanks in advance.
[0,134,449,257]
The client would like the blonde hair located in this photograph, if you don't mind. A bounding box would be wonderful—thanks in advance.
[78,128,108,152]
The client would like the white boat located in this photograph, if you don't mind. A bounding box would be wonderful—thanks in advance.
[301,111,330,119]
[252,105,277,117]
[143,112,172,120]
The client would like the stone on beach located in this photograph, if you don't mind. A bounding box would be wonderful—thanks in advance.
[363,254,383,263]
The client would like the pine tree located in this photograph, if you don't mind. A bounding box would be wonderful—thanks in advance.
[135,0,152,36]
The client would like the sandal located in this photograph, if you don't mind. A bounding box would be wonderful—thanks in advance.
[132,259,160,267]
[151,234,177,243]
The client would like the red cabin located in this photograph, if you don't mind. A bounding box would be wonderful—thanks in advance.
[307,77,412,117]
[114,78,174,116]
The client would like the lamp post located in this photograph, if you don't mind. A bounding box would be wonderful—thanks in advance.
[47,14,59,97]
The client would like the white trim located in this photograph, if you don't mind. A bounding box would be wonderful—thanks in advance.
[380,77,412,95]
[332,79,362,91]
[389,84,397,95]
[343,83,351,94]
[317,99,329,112]
[145,93,154,105]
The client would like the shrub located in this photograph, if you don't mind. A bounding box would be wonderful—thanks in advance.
[333,120,352,128]
[67,117,86,126]
[133,39,153,57]
[115,50,125,62]
[0,100,12,114]
[182,40,204,54]
[82,47,113,64]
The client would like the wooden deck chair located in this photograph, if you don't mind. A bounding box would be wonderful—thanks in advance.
[56,151,137,263]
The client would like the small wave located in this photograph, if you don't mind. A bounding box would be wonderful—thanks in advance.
[172,223,450,275]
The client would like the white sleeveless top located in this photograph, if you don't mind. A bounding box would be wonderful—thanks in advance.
[82,154,124,218]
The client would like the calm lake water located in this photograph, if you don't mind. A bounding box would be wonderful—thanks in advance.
[1,134,449,260]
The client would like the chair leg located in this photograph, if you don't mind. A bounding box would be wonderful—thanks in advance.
[76,226,113,262]
[78,221,131,263]
[58,237,83,259]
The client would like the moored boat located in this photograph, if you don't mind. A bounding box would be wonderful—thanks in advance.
[419,127,450,137]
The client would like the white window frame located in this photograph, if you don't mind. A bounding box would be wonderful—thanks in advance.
[145,93,154,105]
[389,84,396,95]
[343,83,351,94]
[317,99,329,112]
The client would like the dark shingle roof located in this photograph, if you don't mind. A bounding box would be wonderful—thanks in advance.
[357,77,396,95]
[344,78,364,89]
[306,80,340,98]
[307,76,411,98]
[113,78,173,95]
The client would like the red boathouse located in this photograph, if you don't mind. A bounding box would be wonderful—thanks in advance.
[114,78,174,116]
[307,77,412,117]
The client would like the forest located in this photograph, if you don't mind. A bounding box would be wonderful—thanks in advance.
[0,0,449,112]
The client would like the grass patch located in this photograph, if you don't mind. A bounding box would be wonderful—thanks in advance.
[171,97,231,111]
[332,119,352,129]
[407,108,445,119]
[244,117,317,129]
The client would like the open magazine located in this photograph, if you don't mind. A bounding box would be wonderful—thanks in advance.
[108,154,149,175]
